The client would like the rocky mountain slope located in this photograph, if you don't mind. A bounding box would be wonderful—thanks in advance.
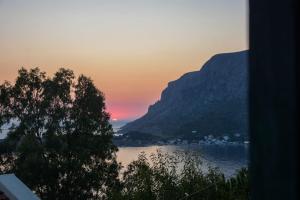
[120,50,248,139]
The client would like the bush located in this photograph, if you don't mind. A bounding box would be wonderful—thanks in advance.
[110,150,249,200]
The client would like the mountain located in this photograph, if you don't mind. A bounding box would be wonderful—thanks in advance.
[120,50,248,140]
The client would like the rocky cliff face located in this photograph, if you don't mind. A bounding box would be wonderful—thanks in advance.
[121,50,248,138]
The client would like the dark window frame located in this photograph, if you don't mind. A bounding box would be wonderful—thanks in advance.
[249,0,299,199]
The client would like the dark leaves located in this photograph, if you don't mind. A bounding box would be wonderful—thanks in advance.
[0,67,119,200]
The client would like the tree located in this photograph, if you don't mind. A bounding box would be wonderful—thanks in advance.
[0,67,120,200]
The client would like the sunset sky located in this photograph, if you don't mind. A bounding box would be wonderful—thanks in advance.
[0,0,248,121]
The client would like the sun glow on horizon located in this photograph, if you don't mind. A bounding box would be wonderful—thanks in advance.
[0,0,248,120]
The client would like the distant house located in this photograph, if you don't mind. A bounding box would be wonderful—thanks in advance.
[223,136,230,141]
[0,174,40,200]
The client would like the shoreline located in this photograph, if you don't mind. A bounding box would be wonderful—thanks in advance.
[114,141,250,148]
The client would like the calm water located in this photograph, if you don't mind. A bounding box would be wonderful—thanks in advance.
[117,144,249,177]
[2,122,249,177]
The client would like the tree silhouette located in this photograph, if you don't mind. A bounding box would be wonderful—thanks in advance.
[0,67,120,200]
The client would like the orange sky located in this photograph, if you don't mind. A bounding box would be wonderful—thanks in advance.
[0,0,248,120]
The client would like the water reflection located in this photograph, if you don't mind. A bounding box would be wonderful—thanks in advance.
[117,144,249,177]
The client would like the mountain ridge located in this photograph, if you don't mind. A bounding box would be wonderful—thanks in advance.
[120,50,248,139]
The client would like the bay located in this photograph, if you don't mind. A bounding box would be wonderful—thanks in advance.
[116,144,249,177]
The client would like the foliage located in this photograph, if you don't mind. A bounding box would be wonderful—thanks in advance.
[0,68,120,200]
[0,67,249,200]
[110,150,249,200]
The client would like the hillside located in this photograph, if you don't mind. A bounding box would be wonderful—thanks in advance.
[120,50,248,140]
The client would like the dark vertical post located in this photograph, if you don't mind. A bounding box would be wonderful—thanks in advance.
[249,0,299,199]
